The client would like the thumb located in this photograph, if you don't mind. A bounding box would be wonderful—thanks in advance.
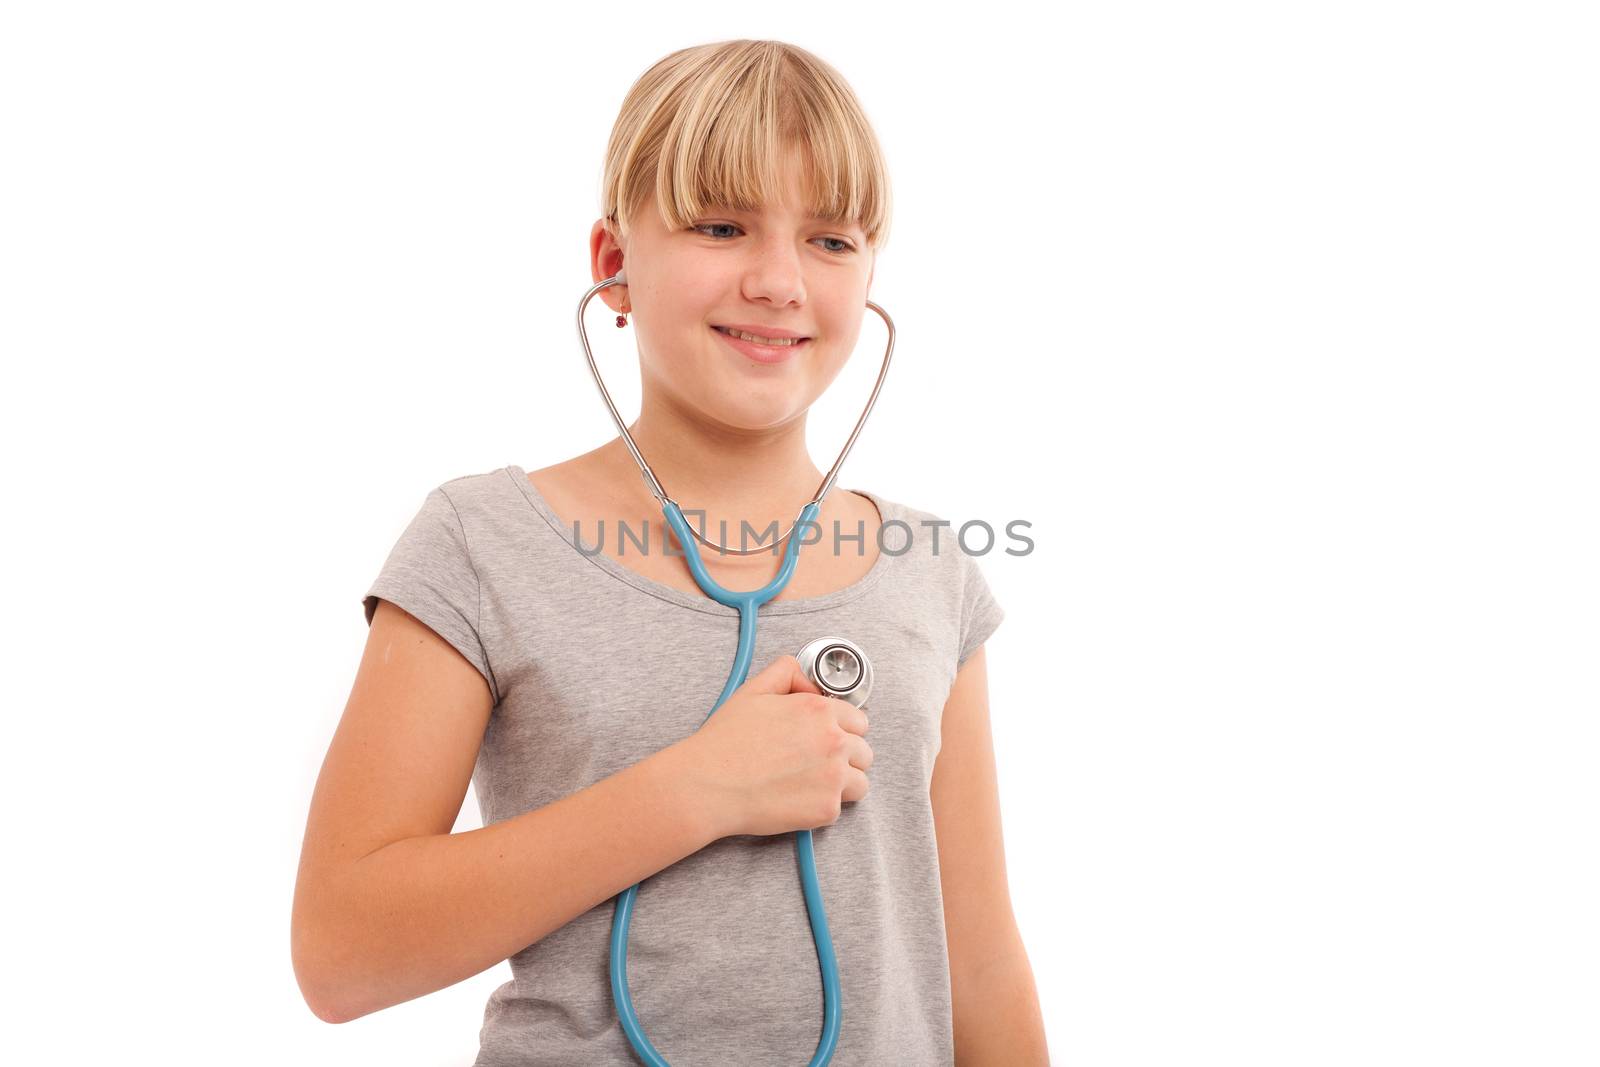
[745,654,823,697]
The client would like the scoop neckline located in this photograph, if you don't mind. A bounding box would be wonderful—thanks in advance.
[502,464,896,617]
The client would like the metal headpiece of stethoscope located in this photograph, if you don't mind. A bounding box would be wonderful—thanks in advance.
[576,268,895,556]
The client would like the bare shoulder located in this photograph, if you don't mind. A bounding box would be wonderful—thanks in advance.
[525,450,636,521]
[843,488,883,530]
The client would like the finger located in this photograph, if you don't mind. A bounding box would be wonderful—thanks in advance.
[835,701,869,736]
[746,654,821,697]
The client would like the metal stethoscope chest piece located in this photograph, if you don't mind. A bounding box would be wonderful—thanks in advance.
[579,268,895,1066]
[797,636,873,711]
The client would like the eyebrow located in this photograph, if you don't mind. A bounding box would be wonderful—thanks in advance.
[716,205,856,226]
[809,214,865,232]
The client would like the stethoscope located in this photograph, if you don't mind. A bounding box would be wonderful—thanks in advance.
[575,269,896,1065]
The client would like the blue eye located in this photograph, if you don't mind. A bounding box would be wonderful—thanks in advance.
[691,222,856,255]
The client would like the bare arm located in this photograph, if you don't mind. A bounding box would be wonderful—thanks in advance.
[930,646,1050,1065]
[291,600,723,1024]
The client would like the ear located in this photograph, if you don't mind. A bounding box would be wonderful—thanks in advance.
[589,218,627,313]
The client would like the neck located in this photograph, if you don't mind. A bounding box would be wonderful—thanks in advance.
[599,393,829,551]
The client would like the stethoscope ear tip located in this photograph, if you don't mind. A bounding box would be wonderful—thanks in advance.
[612,268,627,286]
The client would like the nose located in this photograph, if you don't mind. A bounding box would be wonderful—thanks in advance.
[740,235,807,308]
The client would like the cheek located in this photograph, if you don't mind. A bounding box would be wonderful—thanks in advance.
[818,275,872,335]
[820,312,866,359]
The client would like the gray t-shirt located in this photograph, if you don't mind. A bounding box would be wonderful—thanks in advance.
[362,464,1004,1066]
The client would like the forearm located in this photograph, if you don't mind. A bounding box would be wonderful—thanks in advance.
[953,944,1050,1066]
[297,740,722,1024]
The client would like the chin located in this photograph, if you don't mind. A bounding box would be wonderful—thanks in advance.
[695,390,810,432]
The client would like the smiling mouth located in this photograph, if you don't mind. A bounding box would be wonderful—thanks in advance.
[711,325,812,347]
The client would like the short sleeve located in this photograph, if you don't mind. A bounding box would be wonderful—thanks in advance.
[362,486,499,703]
[956,551,1005,671]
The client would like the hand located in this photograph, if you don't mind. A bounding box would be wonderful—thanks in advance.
[674,654,873,838]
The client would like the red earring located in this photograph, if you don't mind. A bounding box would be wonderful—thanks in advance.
[616,311,628,328]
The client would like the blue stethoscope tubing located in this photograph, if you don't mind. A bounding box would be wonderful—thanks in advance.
[610,499,836,1066]
[575,270,895,1065]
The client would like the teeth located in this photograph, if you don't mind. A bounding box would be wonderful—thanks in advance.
[719,327,801,346]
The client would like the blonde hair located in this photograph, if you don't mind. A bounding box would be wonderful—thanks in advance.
[601,40,892,251]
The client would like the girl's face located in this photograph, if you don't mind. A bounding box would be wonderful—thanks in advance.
[592,144,875,433]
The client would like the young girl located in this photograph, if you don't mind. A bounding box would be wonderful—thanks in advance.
[293,39,1047,1066]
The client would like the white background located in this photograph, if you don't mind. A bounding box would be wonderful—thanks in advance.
[4,1,1596,1064]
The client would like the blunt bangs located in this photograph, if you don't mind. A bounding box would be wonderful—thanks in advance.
[602,40,892,250]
